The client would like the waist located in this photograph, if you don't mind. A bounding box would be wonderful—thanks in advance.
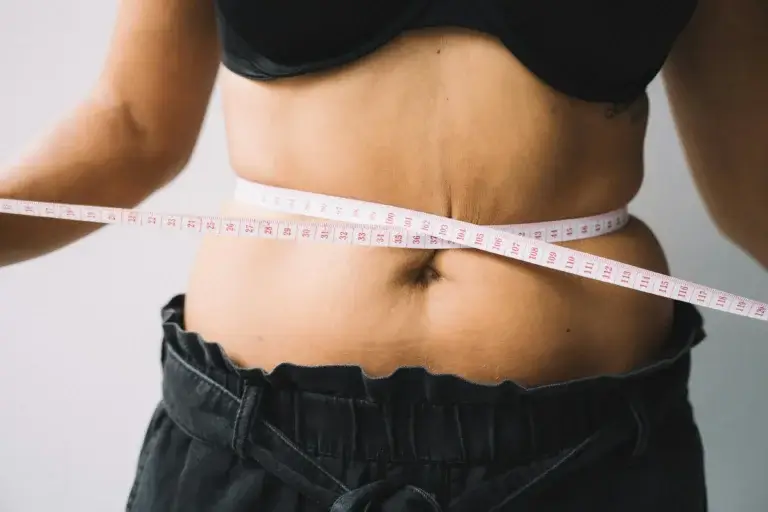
[232,177,631,246]
[184,174,674,386]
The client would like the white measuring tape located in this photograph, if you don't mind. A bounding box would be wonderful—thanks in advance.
[233,179,633,248]
[1,177,766,322]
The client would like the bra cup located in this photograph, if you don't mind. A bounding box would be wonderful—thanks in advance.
[215,0,429,64]
[490,0,698,102]
[214,0,697,103]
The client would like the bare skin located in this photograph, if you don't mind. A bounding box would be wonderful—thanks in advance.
[0,0,766,386]
[186,29,671,385]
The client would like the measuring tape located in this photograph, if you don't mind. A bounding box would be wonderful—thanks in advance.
[1,178,766,322]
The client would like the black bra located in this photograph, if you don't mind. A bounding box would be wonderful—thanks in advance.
[214,0,697,103]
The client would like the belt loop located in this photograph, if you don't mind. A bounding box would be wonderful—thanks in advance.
[629,400,650,458]
[232,383,264,458]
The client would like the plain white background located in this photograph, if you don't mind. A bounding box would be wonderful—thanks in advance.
[1,2,767,511]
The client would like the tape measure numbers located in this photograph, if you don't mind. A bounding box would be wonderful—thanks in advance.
[1,178,766,322]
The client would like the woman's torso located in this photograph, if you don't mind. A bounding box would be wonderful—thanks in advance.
[185,28,674,386]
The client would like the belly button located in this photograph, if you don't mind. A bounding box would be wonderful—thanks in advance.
[411,265,442,288]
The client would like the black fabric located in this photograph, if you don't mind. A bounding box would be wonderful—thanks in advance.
[214,0,697,103]
[126,295,708,511]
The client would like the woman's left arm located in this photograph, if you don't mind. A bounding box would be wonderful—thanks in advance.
[663,0,768,268]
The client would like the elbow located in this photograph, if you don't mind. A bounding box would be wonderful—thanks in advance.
[85,90,196,193]
[139,143,193,190]
[119,104,194,191]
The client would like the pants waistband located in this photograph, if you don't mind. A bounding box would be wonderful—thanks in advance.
[158,295,704,509]
[160,295,704,464]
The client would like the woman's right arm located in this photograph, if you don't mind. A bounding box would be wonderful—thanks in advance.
[0,0,220,267]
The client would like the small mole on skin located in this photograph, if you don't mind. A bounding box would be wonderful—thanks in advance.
[566,328,571,333]
[436,49,441,54]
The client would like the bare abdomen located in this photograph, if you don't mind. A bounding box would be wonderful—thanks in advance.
[184,29,673,385]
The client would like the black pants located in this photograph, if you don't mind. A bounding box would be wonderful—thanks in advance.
[127,295,708,511]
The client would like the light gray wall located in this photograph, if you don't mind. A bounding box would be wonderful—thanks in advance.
[0,2,766,511]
